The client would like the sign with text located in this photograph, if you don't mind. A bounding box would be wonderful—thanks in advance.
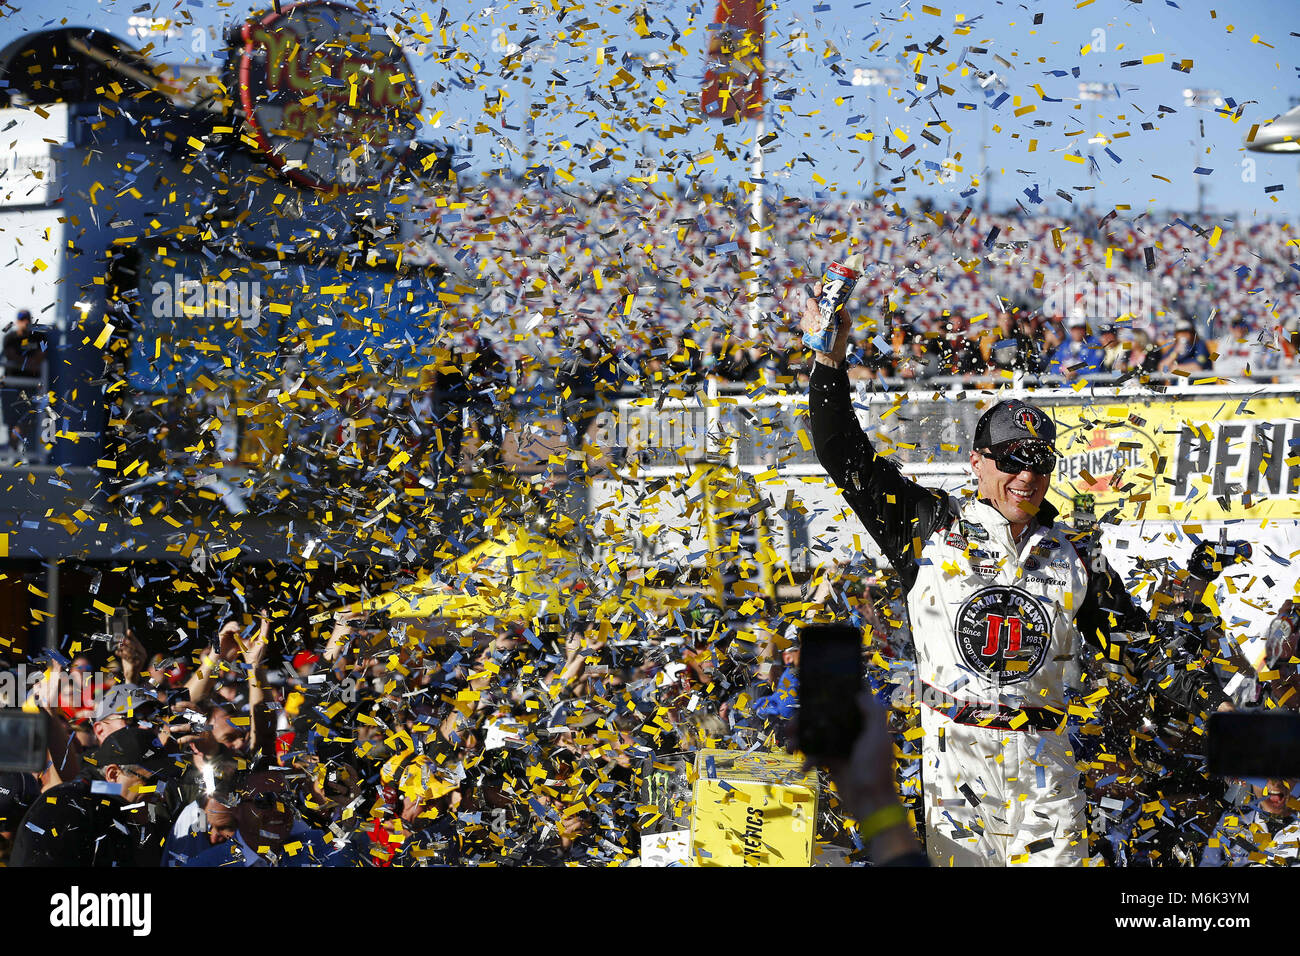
[1046,394,1300,522]
[690,749,817,867]
[233,1,422,189]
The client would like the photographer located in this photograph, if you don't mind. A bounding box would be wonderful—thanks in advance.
[819,692,927,866]
[10,727,182,867]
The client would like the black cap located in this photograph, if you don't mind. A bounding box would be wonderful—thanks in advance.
[92,727,183,779]
[973,400,1056,451]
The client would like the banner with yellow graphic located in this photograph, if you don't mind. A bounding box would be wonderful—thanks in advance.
[1045,394,1300,523]
[690,749,818,867]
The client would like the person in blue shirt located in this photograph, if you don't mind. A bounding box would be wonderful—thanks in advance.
[183,767,365,867]
[754,628,799,720]
[1159,318,1214,375]
[1047,317,1105,381]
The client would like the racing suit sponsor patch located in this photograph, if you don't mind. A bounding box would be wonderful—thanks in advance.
[954,585,1054,685]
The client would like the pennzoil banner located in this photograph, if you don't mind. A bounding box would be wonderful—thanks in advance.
[1046,394,1300,523]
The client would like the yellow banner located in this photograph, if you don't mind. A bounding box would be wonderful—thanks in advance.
[1046,395,1300,523]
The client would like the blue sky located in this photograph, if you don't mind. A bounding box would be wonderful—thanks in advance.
[3,0,1300,221]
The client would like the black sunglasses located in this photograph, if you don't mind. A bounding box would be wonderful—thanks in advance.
[980,441,1057,477]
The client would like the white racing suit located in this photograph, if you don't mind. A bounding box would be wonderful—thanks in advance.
[808,363,1229,866]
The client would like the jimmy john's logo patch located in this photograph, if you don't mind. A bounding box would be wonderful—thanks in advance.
[954,586,1053,685]
[1015,407,1046,434]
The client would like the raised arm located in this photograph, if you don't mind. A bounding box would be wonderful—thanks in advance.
[243,615,273,759]
[25,663,82,788]
[800,288,950,580]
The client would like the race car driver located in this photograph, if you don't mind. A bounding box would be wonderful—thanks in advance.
[800,290,1234,866]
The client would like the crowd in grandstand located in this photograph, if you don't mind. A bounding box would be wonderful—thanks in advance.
[415,178,1300,390]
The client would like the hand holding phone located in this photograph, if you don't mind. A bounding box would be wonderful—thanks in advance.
[794,623,864,761]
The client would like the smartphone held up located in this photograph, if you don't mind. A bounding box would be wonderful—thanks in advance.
[793,623,864,762]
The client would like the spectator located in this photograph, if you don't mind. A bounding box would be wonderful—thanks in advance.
[1048,317,1105,381]
[895,328,943,381]
[427,348,466,482]
[1116,327,1161,375]
[667,333,704,385]
[1159,318,1213,374]
[943,317,986,376]
[556,335,600,444]
[1040,317,1065,358]
[467,335,509,468]
[81,631,161,759]
[1214,317,1280,381]
[847,337,892,387]
[148,653,188,693]
[182,764,364,867]
[981,311,1041,373]
[1096,323,1123,373]
[1201,779,1299,866]
[712,336,758,382]
[376,749,462,866]
[753,626,799,720]
[1,309,47,455]
[2,310,44,377]
[162,752,240,867]
[0,770,41,864]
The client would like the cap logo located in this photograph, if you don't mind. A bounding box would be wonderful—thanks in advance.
[1014,408,1041,432]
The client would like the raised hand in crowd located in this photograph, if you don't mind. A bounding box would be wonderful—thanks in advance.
[117,629,148,686]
